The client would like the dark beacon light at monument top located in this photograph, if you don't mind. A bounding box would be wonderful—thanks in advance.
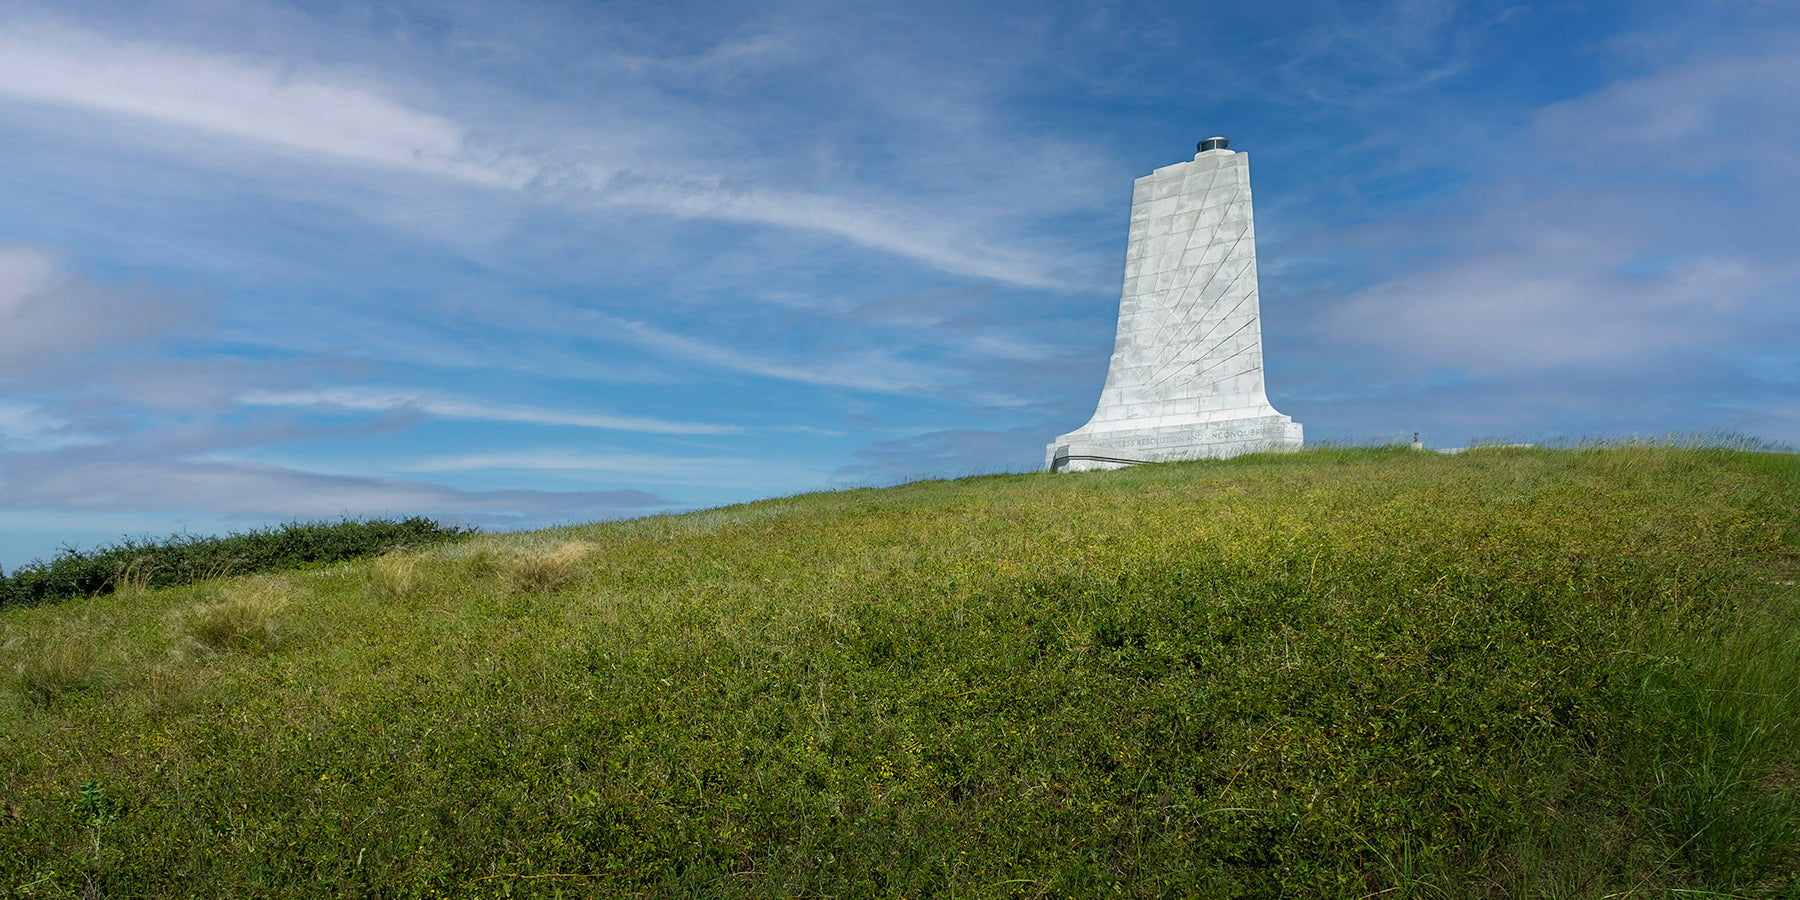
[1044,134,1303,471]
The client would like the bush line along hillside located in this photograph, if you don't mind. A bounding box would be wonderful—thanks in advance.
[0,517,473,609]
[2,446,1798,898]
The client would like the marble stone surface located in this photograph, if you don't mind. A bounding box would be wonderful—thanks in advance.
[1046,143,1303,472]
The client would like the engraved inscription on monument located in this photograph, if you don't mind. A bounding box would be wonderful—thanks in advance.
[1045,136,1304,472]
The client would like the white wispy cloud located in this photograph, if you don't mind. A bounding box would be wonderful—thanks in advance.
[1322,246,1780,375]
[1270,0,1490,107]
[614,314,1047,408]
[605,317,946,394]
[0,401,101,452]
[966,333,1064,362]
[0,454,668,519]
[0,24,512,185]
[403,450,740,474]
[399,449,828,490]
[238,387,741,435]
[1533,43,1800,173]
[601,177,1067,288]
[1315,33,1800,380]
[222,303,677,386]
[0,21,1077,288]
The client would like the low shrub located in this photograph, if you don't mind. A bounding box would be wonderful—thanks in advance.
[0,517,473,609]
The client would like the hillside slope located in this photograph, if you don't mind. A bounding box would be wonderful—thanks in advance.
[3,446,1798,898]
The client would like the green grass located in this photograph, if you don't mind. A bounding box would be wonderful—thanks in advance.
[1,445,1797,898]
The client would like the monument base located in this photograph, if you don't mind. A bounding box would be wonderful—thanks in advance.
[1045,413,1303,473]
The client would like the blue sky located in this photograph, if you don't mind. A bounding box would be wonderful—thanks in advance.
[2,0,1796,569]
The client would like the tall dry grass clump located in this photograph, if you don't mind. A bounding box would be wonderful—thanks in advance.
[459,545,501,580]
[5,625,115,704]
[174,576,291,657]
[110,556,156,600]
[363,539,593,604]
[502,541,592,594]
[369,552,424,601]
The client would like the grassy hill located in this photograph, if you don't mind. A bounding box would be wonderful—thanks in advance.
[2,445,1797,898]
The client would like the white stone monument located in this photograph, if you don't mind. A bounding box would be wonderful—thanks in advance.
[1046,136,1303,472]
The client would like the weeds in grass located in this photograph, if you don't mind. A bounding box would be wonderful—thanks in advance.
[73,779,124,828]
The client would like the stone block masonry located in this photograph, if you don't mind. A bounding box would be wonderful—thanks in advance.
[1046,137,1303,472]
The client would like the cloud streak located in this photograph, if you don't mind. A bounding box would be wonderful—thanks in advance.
[603,316,943,394]
[0,453,668,522]
[1303,30,1800,382]
[238,388,742,435]
[0,401,100,453]
[0,24,508,184]
[600,177,1067,288]
[401,449,828,491]
[1322,232,1786,376]
[0,21,1079,289]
